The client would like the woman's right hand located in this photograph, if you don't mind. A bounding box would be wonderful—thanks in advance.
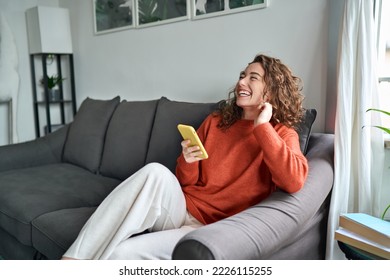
[181,140,203,163]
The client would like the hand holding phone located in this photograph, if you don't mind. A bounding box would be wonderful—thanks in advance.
[177,124,208,160]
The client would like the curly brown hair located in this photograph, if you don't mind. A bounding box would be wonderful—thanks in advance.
[217,54,305,130]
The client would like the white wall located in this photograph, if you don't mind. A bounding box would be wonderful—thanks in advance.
[326,0,343,134]
[0,0,330,145]
[0,0,59,145]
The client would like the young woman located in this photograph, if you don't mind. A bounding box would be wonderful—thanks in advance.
[62,53,308,260]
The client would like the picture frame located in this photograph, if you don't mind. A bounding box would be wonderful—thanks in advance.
[92,0,269,34]
[136,0,189,28]
[191,0,269,20]
[93,0,135,35]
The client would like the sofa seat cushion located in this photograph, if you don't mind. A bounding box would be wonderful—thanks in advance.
[32,207,97,260]
[99,99,159,180]
[0,163,120,246]
[146,97,221,173]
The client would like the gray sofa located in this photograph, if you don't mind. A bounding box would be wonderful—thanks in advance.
[0,96,334,260]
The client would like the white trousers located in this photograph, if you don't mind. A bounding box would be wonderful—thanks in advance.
[63,163,203,260]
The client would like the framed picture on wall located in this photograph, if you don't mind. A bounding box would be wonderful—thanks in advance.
[192,0,269,20]
[93,0,134,34]
[136,0,189,28]
[92,0,269,34]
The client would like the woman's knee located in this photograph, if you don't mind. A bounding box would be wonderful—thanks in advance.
[142,162,172,175]
[140,163,178,184]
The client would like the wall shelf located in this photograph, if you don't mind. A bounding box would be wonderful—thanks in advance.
[35,100,73,105]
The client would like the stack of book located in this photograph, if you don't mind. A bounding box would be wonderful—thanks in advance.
[335,213,390,259]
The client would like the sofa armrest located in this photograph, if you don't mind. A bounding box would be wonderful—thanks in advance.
[172,133,334,259]
[0,125,69,172]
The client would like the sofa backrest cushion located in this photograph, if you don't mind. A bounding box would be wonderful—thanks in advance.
[99,99,159,180]
[145,97,221,173]
[296,109,317,155]
[63,96,120,173]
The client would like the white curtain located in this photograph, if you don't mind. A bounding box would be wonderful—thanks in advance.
[326,0,384,259]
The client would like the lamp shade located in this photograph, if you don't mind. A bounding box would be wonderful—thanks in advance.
[26,6,73,54]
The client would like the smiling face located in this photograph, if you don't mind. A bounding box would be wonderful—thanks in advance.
[235,62,269,120]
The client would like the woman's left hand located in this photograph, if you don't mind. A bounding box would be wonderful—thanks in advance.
[181,140,203,163]
[254,102,273,127]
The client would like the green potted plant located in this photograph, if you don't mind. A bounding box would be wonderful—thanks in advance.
[366,108,390,220]
[39,74,65,101]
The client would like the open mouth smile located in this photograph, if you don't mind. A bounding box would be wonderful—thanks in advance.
[237,90,252,97]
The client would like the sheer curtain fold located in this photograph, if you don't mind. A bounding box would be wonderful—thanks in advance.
[326,0,384,260]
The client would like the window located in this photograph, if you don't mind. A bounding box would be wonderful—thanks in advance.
[377,0,390,131]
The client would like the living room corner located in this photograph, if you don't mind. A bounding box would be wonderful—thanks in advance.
[0,0,389,278]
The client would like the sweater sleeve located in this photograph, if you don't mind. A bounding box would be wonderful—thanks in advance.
[253,123,308,193]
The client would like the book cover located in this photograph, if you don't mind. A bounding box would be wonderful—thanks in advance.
[339,213,390,247]
[335,228,390,259]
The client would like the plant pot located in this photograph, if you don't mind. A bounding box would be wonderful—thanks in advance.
[47,89,61,102]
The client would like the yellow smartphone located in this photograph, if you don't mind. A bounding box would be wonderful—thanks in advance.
[177,124,208,159]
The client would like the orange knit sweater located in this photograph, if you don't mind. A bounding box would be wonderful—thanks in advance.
[175,114,308,225]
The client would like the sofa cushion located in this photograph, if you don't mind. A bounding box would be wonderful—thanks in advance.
[63,96,120,173]
[296,109,317,154]
[0,163,120,246]
[145,97,220,173]
[99,99,159,180]
[32,207,97,260]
